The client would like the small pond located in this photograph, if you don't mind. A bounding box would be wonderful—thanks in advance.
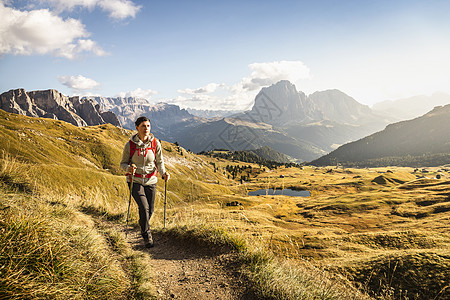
[248,188,310,197]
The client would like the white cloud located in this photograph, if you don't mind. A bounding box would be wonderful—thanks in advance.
[40,0,141,20]
[175,82,254,110]
[237,60,310,92]
[177,83,223,95]
[40,0,97,11]
[169,61,311,111]
[98,0,141,20]
[117,88,158,100]
[76,39,108,56]
[58,75,100,91]
[0,3,107,58]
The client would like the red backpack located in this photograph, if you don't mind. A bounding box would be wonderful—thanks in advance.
[129,138,157,161]
[127,138,158,179]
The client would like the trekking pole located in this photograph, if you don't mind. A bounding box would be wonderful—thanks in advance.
[164,179,167,229]
[126,173,134,238]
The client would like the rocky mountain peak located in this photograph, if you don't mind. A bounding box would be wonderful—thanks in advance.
[247,80,383,126]
[308,89,374,124]
[80,96,206,142]
[261,80,298,96]
[0,89,120,127]
[248,80,313,125]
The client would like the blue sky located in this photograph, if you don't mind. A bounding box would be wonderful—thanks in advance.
[1,0,450,110]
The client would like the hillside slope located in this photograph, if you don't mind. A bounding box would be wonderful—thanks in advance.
[0,108,232,201]
[310,104,450,167]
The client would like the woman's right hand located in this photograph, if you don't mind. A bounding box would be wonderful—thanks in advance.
[128,164,137,175]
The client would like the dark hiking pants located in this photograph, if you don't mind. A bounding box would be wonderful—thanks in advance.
[129,182,156,242]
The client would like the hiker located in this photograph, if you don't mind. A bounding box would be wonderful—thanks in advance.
[120,116,170,248]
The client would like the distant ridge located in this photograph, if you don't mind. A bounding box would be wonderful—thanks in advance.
[187,108,241,118]
[200,146,294,168]
[0,89,120,127]
[372,92,450,121]
[310,104,450,167]
[250,145,292,163]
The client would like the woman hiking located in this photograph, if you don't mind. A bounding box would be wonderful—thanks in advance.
[120,116,170,248]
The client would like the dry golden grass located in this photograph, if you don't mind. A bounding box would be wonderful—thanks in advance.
[0,149,159,299]
[153,162,449,299]
[0,110,236,299]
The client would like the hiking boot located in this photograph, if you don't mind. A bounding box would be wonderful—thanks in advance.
[143,233,154,248]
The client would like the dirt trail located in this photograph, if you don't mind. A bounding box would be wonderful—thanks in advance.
[127,229,258,300]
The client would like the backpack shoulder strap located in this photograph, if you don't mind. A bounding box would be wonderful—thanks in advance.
[151,138,157,155]
[129,140,137,164]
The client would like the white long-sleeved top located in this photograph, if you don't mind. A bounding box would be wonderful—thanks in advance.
[120,133,166,185]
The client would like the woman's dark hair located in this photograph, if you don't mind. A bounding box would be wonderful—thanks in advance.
[135,116,150,127]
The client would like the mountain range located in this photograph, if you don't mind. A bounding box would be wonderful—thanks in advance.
[2,81,449,166]
[172,81,394,161]
[311,104,450,167]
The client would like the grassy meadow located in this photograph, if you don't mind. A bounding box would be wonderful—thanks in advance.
[0,109,448,299]
[171,156,449,299]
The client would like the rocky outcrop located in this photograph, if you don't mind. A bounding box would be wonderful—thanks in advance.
[100,111,121,127]
[0,89,120,127]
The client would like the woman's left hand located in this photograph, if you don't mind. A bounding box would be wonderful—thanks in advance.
[162,172,170,181]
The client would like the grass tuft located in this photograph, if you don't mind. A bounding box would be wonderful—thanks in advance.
[0,150,33,193]
[0,209,130,299]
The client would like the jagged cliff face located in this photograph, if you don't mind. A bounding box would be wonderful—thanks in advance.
[84,96,202,141]
[248,80,318,125]
[0,89,120,127]
[247,80,381,126]
[92,96,151,113]
[308,89,384,126]
[86,96,195,127]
